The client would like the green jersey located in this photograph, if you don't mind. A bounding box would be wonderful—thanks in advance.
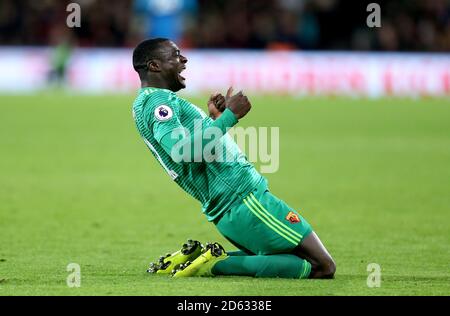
[132,87,263,221]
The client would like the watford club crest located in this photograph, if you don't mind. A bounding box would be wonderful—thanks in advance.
[285,211,301,224]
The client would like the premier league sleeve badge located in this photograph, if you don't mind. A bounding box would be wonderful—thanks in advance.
[154,105,173,122]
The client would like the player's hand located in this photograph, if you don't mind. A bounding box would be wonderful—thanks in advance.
[225,87,251,120]
[207,92,226,119]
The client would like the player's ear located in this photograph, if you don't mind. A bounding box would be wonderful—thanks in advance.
[147,60,161,72]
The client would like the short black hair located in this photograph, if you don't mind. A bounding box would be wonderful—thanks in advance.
[132,38,169,73]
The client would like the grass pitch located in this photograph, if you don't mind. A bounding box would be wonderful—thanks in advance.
[0,93,449,296]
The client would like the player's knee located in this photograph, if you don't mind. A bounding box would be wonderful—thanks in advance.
[320,257,336,279]
[311,257,335,279]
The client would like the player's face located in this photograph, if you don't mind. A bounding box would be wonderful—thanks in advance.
[158,41,188,92]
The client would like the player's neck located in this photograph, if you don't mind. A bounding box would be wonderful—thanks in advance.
[141,78,170,91]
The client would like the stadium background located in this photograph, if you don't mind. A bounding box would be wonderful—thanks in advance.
[0,0,449,295]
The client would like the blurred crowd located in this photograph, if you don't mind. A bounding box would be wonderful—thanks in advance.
[0,0,449,51]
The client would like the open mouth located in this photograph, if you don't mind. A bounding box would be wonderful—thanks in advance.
[178,67,186,81]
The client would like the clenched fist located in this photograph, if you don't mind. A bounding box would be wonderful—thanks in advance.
[224,87,252,120]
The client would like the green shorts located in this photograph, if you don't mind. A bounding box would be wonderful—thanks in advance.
[214,180,313,255]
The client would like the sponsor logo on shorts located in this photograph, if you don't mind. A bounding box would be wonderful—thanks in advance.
[286,211,300,224]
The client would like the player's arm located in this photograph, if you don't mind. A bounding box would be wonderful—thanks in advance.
[155,88,250,163]
[159,108,238,163]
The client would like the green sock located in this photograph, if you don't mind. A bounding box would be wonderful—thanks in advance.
[212,254,311,279]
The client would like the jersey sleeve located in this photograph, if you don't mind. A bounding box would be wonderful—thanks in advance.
[160,108,238,163]
[142,90,184,143]
[141,89,239,164]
